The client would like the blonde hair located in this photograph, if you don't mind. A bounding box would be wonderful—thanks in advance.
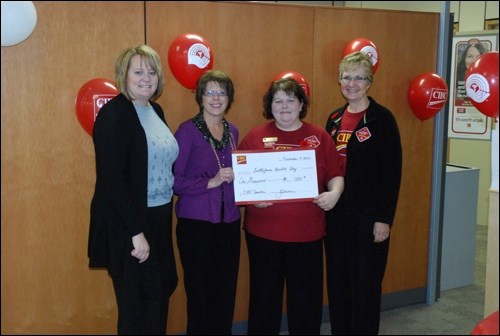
[114,45,164,101]
[339,51,373,84]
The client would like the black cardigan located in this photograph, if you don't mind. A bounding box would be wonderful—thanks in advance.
[326,97,402,225]
[88,94,167,277]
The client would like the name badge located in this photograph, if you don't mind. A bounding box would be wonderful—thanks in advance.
[263,137,278,143]
[263,137,277,149]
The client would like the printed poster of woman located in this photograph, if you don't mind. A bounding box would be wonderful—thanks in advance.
[454,38,492,106]
[449,35,496,139]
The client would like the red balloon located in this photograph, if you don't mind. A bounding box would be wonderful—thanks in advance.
[273,70,311,97]
[75,78,119,136]
[168,33,214,90]
[343,38,380,74]
[407,73,448,121]
[465,51,499,118]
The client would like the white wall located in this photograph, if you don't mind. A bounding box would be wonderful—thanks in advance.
[485,1,499,19]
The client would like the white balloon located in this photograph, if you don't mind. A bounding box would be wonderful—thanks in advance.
[1,1,37,47]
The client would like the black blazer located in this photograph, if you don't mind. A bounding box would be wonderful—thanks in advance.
[88,94,167,277]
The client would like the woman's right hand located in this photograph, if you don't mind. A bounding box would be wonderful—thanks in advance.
[131,232,150,263]
[208,167,234,188]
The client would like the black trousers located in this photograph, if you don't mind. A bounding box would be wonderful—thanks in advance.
[245,232,323,335]
[324,204,389,335]
[112,202,178,335]
[176,217,241,335]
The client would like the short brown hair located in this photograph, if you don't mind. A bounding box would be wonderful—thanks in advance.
[195,70,235,114]
[262,78,309,120]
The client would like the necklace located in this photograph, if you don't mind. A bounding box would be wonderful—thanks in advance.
[192,112,232,150]
[209,135,236,169]
[205,118,236,221]
[192,112,236,168]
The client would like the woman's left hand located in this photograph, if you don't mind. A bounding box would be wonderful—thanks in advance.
[373,222,390,243]
[313,190,340,211]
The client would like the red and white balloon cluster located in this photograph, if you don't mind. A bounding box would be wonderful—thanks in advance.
[407,52,498,121]
[75,32,215,136]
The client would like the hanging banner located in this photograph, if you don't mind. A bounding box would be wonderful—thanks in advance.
[448,33,497,140]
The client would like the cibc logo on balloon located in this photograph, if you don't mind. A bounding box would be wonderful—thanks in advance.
[94,95,116,120]
[188,43,211,68]
[465,74,490,103]
[427,88,448,108]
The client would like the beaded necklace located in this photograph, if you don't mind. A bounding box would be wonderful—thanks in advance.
[192,112,232,150]
[192,112,236,168]
[209,137,236,169]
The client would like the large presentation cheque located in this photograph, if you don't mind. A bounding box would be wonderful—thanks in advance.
[231,149,318,205]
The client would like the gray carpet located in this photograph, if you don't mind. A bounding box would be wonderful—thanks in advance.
[314,225,487,335]
[375,224,487,335]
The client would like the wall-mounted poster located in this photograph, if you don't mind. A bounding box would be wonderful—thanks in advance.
[448,33,497,140]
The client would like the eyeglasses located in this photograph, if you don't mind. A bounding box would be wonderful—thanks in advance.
[203,90,228,97]
[340,76,369,84]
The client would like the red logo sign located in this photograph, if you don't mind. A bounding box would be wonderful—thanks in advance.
[355,127,371,142]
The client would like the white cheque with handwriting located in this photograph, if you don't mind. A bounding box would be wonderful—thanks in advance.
[231,149,318,205]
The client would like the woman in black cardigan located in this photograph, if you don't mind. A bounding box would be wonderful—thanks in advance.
[324,52,403,335]
[88,45,178,335]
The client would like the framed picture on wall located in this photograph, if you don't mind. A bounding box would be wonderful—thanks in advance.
[484,18,499,31]
[448,32,498,140]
